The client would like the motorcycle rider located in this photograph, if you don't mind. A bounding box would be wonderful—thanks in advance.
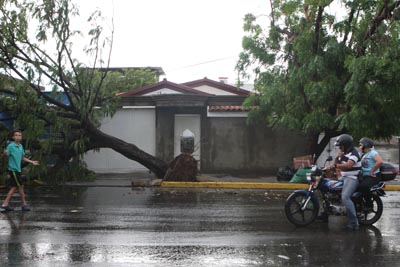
[359,137,383,211]
[330,134,362,231]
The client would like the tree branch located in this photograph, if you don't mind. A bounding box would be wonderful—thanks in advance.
[0,48,71,111]
[0,37,81,108]
[90,18,115,114]
[314,6,324,54]
[269,0,295,40]
[1,10,80,109]
[342,8,356,44]
[357,0,399,56]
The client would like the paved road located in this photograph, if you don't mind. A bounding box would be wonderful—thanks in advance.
[1,186,400,266]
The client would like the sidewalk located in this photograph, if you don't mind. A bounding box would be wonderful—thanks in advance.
[161,173,400,191]
[47,172,400,191]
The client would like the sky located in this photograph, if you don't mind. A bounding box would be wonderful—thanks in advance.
[75,0,270,84]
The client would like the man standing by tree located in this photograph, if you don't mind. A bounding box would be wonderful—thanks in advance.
[1,130,39,212]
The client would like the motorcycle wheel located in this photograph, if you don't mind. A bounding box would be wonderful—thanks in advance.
[356,194,383,225]
[285,192,319,226]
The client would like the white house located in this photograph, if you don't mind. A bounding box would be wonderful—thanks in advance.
[83,78,282,174]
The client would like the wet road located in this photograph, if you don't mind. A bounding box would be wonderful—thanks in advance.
[1,186,400,266]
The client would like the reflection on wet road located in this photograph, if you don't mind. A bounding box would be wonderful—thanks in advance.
[1,186,400,266]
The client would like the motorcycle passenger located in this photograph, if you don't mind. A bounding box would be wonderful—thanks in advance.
[359,137,383,210]
[331,134,362,231]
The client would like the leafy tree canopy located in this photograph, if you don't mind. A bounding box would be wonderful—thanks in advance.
[0,0,165,181]
[237,0,400,158]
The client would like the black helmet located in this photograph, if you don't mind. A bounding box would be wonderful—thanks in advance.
[359,137,374,148]
[335,134,354,152]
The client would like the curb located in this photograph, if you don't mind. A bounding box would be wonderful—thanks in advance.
[161,181,400,191]
[382,185,400,191]
[161,182,308,190]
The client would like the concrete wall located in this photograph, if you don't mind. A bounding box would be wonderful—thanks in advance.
[201,117,310,174]
[378,145,399,165]
[156,108,310,174]
[85,104,399,174]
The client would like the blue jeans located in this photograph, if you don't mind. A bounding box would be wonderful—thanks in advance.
[341,176,359,227]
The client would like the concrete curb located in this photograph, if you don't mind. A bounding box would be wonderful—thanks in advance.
[161,181,308,190]
[161,181,400,191]
[385,185,400,191]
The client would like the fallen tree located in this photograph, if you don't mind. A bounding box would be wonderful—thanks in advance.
[0,0,169,178]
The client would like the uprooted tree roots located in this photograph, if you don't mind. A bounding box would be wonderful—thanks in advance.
[163,153,197,182]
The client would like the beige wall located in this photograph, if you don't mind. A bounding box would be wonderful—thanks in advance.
[84,108,156,173]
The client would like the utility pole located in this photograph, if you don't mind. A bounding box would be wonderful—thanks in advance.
[395,136,400,168]
[398,136,400,167]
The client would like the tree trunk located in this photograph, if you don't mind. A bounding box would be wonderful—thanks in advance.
[308,130,341,162]
[84,121,168,178]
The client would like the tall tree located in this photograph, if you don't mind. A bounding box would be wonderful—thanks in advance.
[237,0,400,159]
[0,0,168,178]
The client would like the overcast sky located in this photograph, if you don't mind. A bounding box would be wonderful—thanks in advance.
[75,0,269,84]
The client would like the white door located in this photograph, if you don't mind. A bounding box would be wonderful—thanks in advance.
[174,114,201,165]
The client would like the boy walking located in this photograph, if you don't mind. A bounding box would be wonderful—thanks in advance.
[1,130,39,212]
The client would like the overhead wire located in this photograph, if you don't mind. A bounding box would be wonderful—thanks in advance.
[165,56,236,72]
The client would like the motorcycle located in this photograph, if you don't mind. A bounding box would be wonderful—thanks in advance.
[285,157,386,227]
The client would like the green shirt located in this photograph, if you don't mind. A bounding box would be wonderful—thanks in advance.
[7,141,25,172]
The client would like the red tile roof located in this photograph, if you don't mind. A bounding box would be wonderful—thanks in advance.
[208,105,248,111]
